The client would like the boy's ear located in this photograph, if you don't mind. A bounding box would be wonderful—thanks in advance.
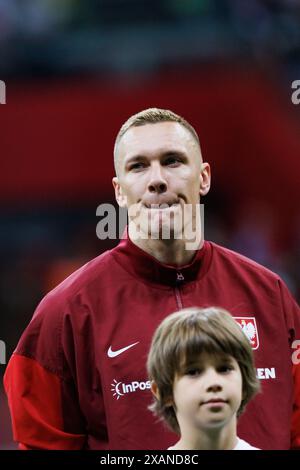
[150,381,159,399]
[151,381,173,407]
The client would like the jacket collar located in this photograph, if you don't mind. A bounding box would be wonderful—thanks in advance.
[112,228,211,287]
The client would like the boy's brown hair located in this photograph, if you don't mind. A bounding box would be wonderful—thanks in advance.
[147,307,260,435]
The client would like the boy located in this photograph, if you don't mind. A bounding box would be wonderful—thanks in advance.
[147,306,260,450]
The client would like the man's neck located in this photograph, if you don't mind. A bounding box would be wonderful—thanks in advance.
[129,233,202,266]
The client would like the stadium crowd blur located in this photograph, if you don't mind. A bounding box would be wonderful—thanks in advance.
[1,0,300,449]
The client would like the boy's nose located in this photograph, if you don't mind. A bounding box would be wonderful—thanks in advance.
[206,383,222,393]
[205,369,223,392]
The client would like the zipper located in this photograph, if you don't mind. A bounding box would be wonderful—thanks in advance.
[174,286,183,309]
[174,271,184,309]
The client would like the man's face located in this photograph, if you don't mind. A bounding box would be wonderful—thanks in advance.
[113,122,210,241]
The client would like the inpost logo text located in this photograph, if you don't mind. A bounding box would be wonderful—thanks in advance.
[111,379,151,399]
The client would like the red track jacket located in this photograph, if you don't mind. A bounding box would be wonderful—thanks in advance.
[4,235,300,449]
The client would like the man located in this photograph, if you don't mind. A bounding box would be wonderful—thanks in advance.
[4,108,300,450]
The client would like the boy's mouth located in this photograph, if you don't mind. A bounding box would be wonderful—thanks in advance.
[201,398,228,405]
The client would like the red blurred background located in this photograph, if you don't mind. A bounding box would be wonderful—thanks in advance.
[1,0,300,450]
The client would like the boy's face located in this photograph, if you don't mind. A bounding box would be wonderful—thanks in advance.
[172,353,243,433]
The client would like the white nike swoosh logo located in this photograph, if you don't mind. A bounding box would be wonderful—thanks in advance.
[107,342,139,358]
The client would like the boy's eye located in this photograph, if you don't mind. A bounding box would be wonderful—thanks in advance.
[218,364,234,373]
[185,368,202,377]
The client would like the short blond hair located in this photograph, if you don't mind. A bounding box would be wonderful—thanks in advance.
[147,307,260,435]
[113,107,200,173]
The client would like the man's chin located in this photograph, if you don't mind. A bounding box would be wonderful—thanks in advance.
[150,228,187,242]
[129,220,182,241]
[129,214,183,241]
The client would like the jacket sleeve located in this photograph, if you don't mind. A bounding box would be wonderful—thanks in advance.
[292,361,300,449]
[3,293,87,450]
[4,354,86,450]
[278,279,300,449]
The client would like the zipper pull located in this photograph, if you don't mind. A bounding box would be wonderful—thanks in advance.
[176,272,184,282]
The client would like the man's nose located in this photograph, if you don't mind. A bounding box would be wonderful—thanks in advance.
[147,164,167,194]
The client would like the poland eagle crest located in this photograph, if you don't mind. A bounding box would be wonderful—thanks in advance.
[234,317,259,350]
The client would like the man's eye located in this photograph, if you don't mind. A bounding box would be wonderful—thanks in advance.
[129,162,145,171]
[165,157,181,166]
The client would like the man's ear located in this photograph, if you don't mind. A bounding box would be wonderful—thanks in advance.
[199,162,211,197]
[112,177,127,208]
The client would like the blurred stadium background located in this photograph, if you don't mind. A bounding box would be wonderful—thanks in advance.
[1,0,300,449]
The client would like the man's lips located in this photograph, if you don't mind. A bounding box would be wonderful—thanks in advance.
[142,201,180,209]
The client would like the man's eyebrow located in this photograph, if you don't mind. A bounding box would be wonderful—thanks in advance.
[162,151,188,159]
[125,150,188,164]
[125,155,147,165]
